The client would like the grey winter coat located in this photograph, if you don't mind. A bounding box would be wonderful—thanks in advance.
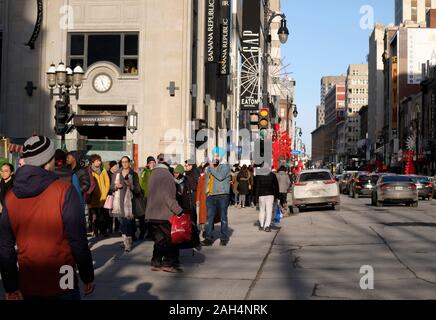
[144,164,183,221]
[276,171,291,193]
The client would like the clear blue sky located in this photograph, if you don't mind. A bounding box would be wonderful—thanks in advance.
[280,0,394,155]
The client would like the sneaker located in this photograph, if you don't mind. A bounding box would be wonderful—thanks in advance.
[201,239,213,246]
[264,227,271,232]
[220,240,229,246]
[258,226,264,231]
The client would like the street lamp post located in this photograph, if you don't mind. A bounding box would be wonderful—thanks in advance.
[286,96,298,132]
[262,1,289,110]
[47,62,84,149]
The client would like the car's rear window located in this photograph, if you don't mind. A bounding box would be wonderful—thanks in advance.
[299,172,332,182]
[411,176,430,183]
[383,176,413,183]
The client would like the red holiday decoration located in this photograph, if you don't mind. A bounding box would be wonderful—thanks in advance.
[403,150,416,175]
[272,125,293,169]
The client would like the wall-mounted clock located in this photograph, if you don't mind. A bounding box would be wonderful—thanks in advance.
[93,73,113,93]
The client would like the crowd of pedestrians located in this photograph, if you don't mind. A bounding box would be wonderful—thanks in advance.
[0,135,296,300]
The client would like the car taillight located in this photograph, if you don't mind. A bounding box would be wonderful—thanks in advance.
[323,180,336,185]
[408,184,417,191]
[294,182,307,186]
[381,184,391,191]
[426,183,433,188]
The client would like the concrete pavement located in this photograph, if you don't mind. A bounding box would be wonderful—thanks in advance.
[1,195,436,300]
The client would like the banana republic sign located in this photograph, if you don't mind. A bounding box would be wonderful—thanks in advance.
[74,115,127,127]
[240,0,261,110]
[206,0,219,63]
[219,0,231,75]
[205,0,231,70]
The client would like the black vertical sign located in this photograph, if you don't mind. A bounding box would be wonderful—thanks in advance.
[219,0,231,75]
[240,0,261,110]
[205,0,220,96]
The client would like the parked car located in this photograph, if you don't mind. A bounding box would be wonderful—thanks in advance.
[371,175,418,207]
[431,177,436,198]
[410,176,434,200]
[291,169,340,214]
[349,172,374,198]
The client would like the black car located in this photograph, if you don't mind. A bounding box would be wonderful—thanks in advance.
[350,172,373,198]
[410,176,434,200]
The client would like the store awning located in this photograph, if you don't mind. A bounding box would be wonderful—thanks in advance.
[8,143,23,154]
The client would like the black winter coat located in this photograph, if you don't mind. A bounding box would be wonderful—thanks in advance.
[185,167,200,203]
[175,177,194,217]
[73,166,91,194]
[254,173,280,199]
[0,177,13,207]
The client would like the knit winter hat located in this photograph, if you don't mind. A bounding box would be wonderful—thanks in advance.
[22,136,56,167]
[174,164,185,175]
[185,158,196,165]
[147,156,156,164]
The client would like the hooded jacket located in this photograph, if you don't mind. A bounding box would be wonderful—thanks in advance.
[0,166,94,297]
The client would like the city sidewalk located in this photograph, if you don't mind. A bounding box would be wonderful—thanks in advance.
[85,206,279,300]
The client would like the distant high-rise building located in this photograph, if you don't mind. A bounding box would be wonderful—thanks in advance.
[316,105,325,128]
[324,84,346,125]
[343,64,368,161]
[320,76,346,105]
[395,0,436,25]
[368,24,386,161]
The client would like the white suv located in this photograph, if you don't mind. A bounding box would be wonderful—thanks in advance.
[291,169,340,214]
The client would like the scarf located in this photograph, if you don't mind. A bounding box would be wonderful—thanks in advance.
[91,165,102,175]
[112,172,134,219]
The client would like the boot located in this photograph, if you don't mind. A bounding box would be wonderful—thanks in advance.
[125,237,133,252]
[121,234,127,250]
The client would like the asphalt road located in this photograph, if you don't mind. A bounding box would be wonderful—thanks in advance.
[1,194,436,300]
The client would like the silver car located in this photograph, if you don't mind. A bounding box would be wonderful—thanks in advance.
[371,175,418,207]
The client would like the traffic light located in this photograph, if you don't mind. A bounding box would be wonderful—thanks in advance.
[54,100,75,136]
[259,108,269,139]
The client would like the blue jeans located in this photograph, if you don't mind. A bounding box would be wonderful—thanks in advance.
[119,217,136,237]
[205,194,230,241]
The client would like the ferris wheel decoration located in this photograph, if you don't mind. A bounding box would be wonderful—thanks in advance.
[240,50,261,110]
[406,133,416,152]
[269,54,294,99]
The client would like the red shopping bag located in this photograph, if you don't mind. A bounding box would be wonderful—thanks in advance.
[169,213,192,245]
